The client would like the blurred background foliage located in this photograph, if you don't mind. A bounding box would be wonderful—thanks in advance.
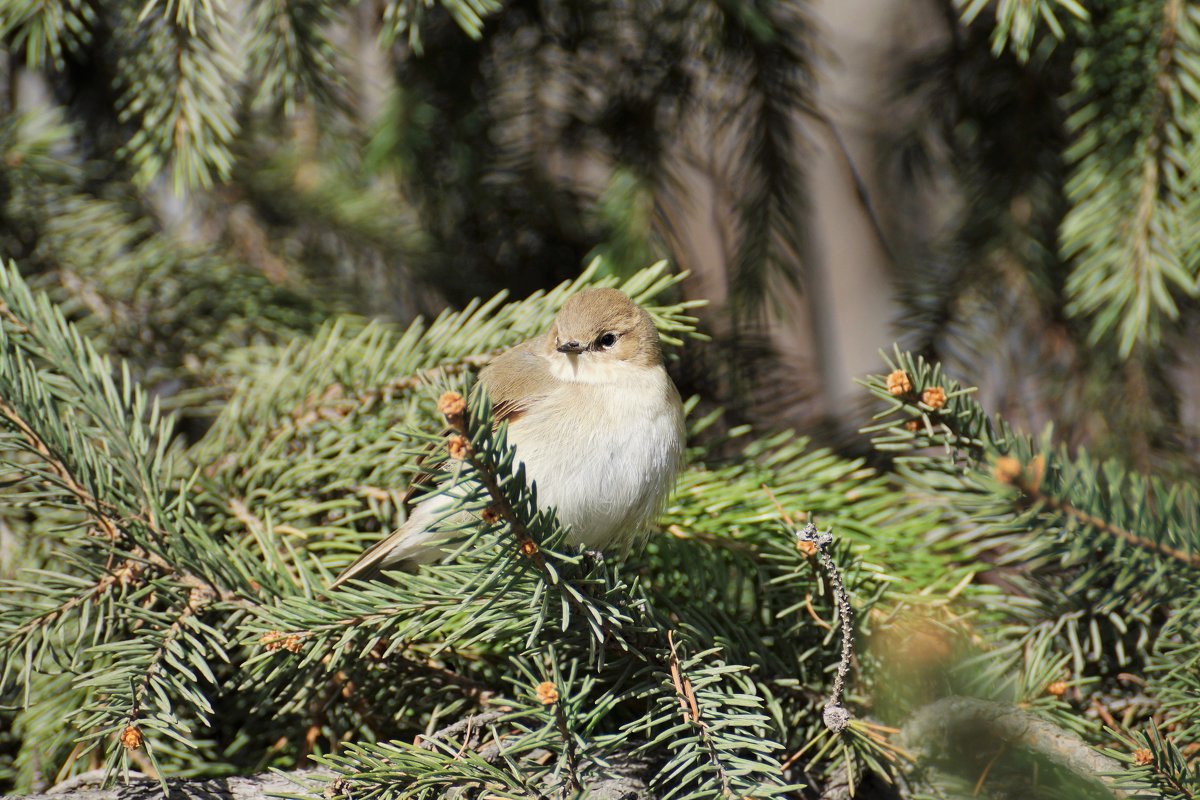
[2,0,1197,465]
[2,0,1200,797]
[0,0,818,432]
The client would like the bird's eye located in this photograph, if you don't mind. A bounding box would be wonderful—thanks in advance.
[598,332,618,349]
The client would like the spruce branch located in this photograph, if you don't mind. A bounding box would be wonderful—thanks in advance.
[0,0,97,69]
[126,581,220,721]
[858,349,1200,687]
[0,261,180,548]
[0,262,260,782]
[437,391,546,571]
[1003,464,1200,569]
[245,0,344,114]
[873,359,1200,569]
[1061,0,1200,355]
[1118,723,1200,800]
[0,398,124,543]
[436,391,791,797]
[378,0,501,52]
[956,0,1087,61]
[114,0,240,190]
[270,351,500,443]
[68,576,233,779]
[2,555,158,653]
[3,582,104,653]
[862,348,1200,575]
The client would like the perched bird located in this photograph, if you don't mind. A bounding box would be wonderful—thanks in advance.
[332,287,685,586]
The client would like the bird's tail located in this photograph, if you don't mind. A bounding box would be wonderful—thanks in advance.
[329,544,393,588]
[329,494,464,588]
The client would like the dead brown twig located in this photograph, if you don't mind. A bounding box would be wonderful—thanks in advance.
[666,628,731,798]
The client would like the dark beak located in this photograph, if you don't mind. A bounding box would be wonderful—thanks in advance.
[556,340,584,354]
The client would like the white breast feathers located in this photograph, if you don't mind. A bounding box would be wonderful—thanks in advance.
[506,360,683,550]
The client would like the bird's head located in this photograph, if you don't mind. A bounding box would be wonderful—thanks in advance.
[546,288,663,379]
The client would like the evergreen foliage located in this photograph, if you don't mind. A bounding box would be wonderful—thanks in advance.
[956,0,1087,61]
[3,261,1198,798]
[2,2,1200,799]
[1061,0,1200,357]
[861,348,1200,798]
[1,0,811,321]
[0,107,325,443]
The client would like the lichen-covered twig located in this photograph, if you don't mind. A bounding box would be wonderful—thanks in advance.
[796,522,854,734]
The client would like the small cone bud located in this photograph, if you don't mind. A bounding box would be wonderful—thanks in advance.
[437,391,466,418]
[921,386,947,410]
[886,370,912,396]
[120,725,143,750]
[536,681,559,705]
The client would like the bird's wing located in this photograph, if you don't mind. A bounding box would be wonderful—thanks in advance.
[397,340,552,512]
[477,339,556,425]
[331,340,554,587]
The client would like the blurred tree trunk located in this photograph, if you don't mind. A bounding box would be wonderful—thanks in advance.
[678,0,948,437]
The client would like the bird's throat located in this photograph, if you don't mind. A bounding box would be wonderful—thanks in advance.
[545,353,656,385]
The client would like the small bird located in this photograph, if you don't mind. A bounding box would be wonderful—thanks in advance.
[332,287,685,586]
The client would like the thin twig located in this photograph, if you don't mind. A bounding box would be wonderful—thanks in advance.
[417,712,505,751]
[803,593,834,632]
[795,522,854,734]
[552,701,582,791]
[1091,698,1120,732]
[667,629,732,798]
[972,743,1005,796]
[0,399,124,542]
[666,524,755,553]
